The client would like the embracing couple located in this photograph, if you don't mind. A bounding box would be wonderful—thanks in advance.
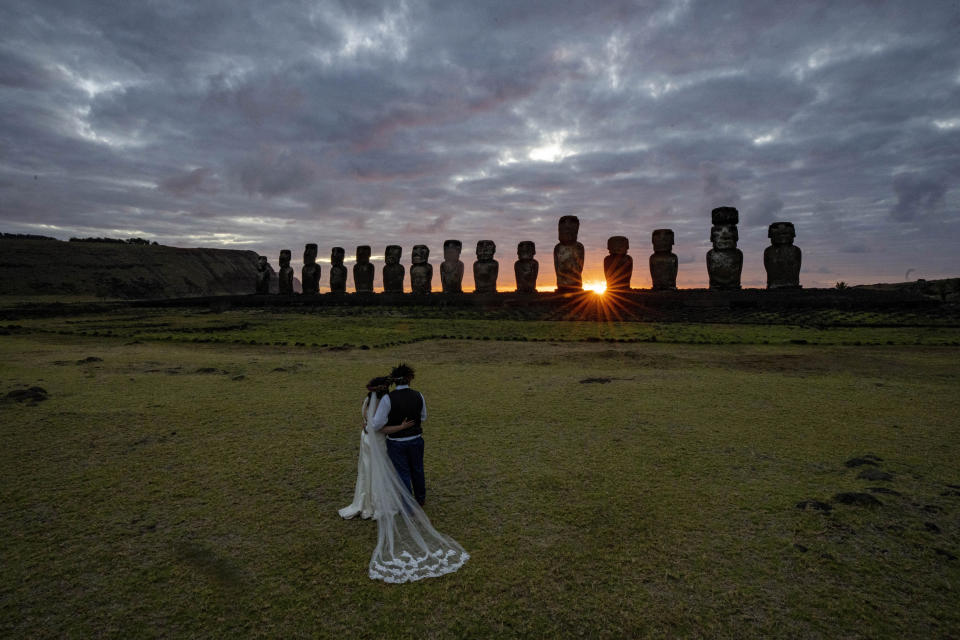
[339,363,469,583]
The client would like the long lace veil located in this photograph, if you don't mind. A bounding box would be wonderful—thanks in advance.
[366,421,469,583]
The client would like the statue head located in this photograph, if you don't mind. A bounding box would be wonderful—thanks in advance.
[517,241,536,260]
[443,239,462,262]
[710,224,738,250]
[652,229,675,253]
[607,236,629,255]
[711,206,739,226]
[385,245,402,265]
[331,247,345,265]
[558,215,580,244]
[356,245,371,263]
[257,255,268,271]
[476,240,496,261]
[279,249,291,267]
[412,244,429,264]
[768,221,796,245]
[303,243,318,264]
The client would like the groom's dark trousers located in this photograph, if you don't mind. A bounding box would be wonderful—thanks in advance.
[386,438,425,506]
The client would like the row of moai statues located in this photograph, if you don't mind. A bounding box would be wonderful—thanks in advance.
[254,209,801,294]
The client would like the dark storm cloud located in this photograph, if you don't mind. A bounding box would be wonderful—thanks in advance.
[2,0,959,287]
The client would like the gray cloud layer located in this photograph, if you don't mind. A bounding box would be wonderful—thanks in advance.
[2,0,959,288]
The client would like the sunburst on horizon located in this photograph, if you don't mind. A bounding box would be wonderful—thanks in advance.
[583,280,607,295]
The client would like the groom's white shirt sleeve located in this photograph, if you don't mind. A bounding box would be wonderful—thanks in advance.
[368,385,426,433]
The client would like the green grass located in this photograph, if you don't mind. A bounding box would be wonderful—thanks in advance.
[1,318,959,638]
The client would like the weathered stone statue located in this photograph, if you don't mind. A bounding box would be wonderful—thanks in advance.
[330,247,347,293]
[301,243,320,294]
[278,249,294,295]
[706,207,742,290]
[255,255,270,294]
[764,222,802,289]
[440,239,464,293]
[410,244,433,294]
[554,215,585,291]
[514,241,538,293]
[383,245,405,293]
[649,229,678,291]
[603,236,632,291]
[353,245,374,293]
[473,240,498,293]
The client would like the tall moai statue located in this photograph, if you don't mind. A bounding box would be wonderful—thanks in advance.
[440,239,464,293]
[764,222,802,289]
[301,243,320,294]
[255,255,270,294]
[554,215,585,292]
[383,245,405,293]
[603,236,632,291]
[353,245,374,293]
[330,247,348,293]
[473,240,498,293]
[410,244,433,294]
[278,249,294,295]
[514,241,539,293]
[706,207,742,290]
[649,229,678,290]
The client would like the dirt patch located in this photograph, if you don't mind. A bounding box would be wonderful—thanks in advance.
[3,386,48,404]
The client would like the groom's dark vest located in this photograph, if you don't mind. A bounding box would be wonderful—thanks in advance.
[386,388,423,439]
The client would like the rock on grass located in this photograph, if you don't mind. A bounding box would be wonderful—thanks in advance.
[3,387,48,403]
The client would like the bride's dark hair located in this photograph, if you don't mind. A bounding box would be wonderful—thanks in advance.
[366,376,391,398]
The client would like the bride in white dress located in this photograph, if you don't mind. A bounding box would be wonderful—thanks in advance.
[340,376,469,583]
[338,377,388,520]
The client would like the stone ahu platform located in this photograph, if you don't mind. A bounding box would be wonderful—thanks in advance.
[127,285,959,324]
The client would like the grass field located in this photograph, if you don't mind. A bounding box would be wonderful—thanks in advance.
[1,310,959,638]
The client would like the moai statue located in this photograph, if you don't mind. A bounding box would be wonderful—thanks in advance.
[764,222,802,289]
[603,236,632,291]
[440,239,464,293]
[410,244,433,294]
[649,229,678,291]
[278,249,294,295]
[706,207,742,290]
[255,255,270,294]
[353,245,374,293]
[383,245,405,293]
[473,240,498,293]
[554,215,585,291]
[329,247,347,293]
[514,241,539,293]
[301,243,320,295]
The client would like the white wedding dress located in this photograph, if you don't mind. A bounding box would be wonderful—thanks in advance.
[338,395,376,520]
[340,392,470,583]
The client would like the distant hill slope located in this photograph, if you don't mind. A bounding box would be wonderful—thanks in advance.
[0,238,262,299]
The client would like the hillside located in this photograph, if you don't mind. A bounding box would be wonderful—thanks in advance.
[0,238,263,299]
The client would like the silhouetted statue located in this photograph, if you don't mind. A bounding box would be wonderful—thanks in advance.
[473,240,498,293]
[706,207,742,290]
[354,245,374,293]
[410,244,433,294]
[255,255,270,294]
[554,215,584,291]
[514,241,538,293]
[764,222,802,289]
[301,243,320,295]
[440,239,464,293]
[603,236,632,291]
[649,229,678,291]
[278,249,294,295]
[383,245,404,293]
[330,247,347,293]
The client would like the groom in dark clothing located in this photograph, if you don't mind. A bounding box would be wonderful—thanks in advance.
[369,363,428,506]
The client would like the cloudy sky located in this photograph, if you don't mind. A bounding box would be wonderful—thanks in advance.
[2,0,958,290]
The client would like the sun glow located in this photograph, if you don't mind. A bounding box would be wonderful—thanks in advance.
[584,281,607,295]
